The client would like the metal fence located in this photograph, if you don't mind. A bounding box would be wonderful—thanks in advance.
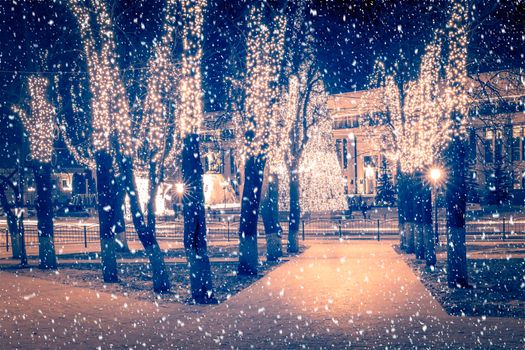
[1,216,524,252]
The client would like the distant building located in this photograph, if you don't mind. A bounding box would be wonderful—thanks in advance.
[3,70,523,213]
[327,70,525,204]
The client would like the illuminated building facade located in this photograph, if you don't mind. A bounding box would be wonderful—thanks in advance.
[328,70,525,204]
[2,71,523,213]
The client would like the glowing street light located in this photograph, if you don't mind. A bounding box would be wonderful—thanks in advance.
[175,183,184,195]
[429,167,442,184]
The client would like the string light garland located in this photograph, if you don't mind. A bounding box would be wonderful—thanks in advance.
[66,0,206,188]
[12,76,56,163]
[137,0,179,173]
[58,83,97,170]
[69,0,132,156]
[272,59,346,213]
[277,113,347,213]
[361,0,470,175]
[231,3,287,161]
[177,0,206,136]
[445,0,470,135]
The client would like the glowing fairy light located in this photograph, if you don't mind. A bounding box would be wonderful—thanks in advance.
[360,0,470,175]
[177,0,207,136]
[231,3,287,161]
[138,41,178,168]
[69,0,132,156]
[445,0,470,134]
[277,115,347,213]
[272,57,346,213]
[12,76,55,163]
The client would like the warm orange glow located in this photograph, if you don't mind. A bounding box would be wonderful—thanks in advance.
[428,166,445,185]
[175,183,185,195]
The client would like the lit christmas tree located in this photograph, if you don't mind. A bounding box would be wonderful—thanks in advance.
[375,157,396,206]
[296,117,347,214]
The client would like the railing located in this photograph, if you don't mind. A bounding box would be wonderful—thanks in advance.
[1,216,524,252]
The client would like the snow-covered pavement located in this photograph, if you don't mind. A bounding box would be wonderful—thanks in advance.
[1,241,523,349]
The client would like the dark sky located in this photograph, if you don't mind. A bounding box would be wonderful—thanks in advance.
[0,0,524,158]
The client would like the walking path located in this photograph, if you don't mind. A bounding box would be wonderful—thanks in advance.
[1,241,523,349]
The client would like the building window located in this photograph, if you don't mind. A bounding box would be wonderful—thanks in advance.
[484,129,493,164]
[514,171,521,190]
[521,128,525,162]
[512,126,521,162]
[468,129,476,161]
[221,129,235,141]
[220,150,225,174]
[343,139,348,169]
[494,130,503,160]
[229,149,236,174]
[335,139,342,168]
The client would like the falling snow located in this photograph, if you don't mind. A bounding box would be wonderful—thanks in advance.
[1,0,524,349]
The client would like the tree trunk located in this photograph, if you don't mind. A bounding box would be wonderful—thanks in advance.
[95,151,118,283]
[420,183,436,267]
[122,159,171,293]
[0,186,23,259]
[261,172,282,261]
[414,176,426,260]
[238,154,266,275]
[113,178,129,253]
[181,134,215,302]
[288,164,300,253]
[396,169,407,250]
[446,136,469,288]
[33,162,57,269]
[8,215,23,259]
[17,151,28,266]
[404,177,416,254]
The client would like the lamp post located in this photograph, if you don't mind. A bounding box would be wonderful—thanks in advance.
[221,180,229,210]
[429,167,442,244]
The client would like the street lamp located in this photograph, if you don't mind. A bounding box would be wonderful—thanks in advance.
[430,168,442,184]
[175,182,184,195]
[428,167,443,244]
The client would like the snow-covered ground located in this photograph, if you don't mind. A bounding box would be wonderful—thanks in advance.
[1,241,523,349]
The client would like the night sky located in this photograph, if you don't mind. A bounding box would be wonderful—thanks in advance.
[0,0,524,160]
